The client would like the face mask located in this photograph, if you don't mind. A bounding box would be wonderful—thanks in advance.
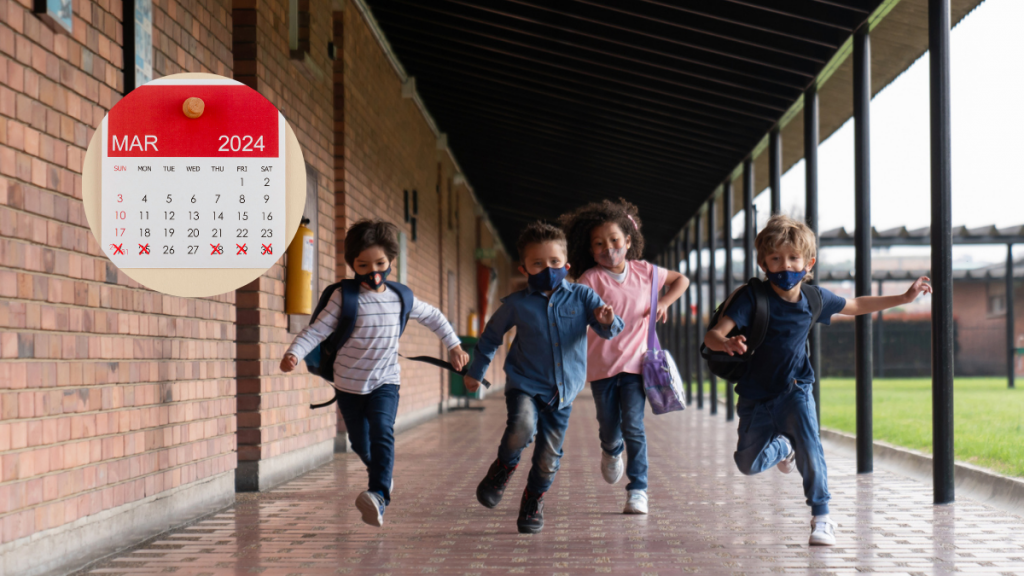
[355,267,391,290]
[528,266,568,291]
[595,247,627,269]
[766,269,807,291]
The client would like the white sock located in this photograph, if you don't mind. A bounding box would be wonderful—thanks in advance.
[813,514,831,525]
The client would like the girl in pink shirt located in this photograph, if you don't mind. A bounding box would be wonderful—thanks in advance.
[559,199,688,514]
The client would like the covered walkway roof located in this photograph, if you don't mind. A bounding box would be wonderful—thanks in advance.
[365,0,986,254]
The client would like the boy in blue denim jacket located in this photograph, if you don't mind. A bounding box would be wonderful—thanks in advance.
[464,221,623,534]
[705,215,932,547]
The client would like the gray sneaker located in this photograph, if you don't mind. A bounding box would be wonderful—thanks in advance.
[809,517,837,546]
[601,451,624,484]
[777,437,796,474]
[623,490,648,515]
[355,491,385,527]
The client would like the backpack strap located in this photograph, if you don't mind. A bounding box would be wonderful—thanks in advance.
[744,278,772,352]
[386,281,415,336]
[801,283,823,328]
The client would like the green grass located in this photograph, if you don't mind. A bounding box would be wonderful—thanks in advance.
[820,377,1024,477]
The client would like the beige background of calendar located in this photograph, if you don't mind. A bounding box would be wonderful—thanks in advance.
[82,72,307,297]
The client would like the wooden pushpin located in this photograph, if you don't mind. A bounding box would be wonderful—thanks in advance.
[182,97,205,119]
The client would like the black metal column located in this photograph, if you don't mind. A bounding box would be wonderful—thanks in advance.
[743,158,755,280]
[930,0,955,504]
[1008,243,1016,389]
[770,128,782,215]
[708,199,718,415]
[695,214,704,410]
[683,228,693,405]
[877,280,885,378]
[854,26,874,474]
[805,83,823,426]
[723,181,735,421]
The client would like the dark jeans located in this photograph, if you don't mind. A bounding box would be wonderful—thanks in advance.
[497,389,573,495]
[336,384,399,505]
[591,372,648,491]
[733,380,830,516]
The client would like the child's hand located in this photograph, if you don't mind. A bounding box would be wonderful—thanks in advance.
[656,303,669,323]
[594,304,615,327]
[450,346,470,372]
[904,276,933,303]
[280,353,298,373]
[464,376,482,393]
[722,335,747,356]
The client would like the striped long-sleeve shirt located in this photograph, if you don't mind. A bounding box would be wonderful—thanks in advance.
[286,285,462,395]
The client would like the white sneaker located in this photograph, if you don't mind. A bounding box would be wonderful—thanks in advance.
[777,437,796,474]
[623,490,648,515]
[601,451,624,484]
[390,478,394,493]
[355,491,385,527]
[809,517,837,546]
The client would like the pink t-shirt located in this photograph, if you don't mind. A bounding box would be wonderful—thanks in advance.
[577,260,668,382]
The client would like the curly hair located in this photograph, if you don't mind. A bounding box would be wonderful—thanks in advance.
[516,221,567,262]
[557,198,644,280]
[344,219,399,268]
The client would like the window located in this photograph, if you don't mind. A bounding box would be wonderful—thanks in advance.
[990,294,1007,315]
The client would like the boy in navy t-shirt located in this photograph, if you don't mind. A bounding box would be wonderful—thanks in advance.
[704,215,932,547]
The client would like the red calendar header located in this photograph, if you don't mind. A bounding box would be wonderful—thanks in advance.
[107,83,280,158]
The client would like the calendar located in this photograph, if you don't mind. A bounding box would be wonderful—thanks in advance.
[100,78,286,268]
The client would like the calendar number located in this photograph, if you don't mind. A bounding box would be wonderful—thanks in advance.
[191,195,196,203]
[264,195,270,203]
[164,228,174,237]
[164,211,175,220]
[163,246,175,255]
[188,211,199,220]
[264,178,270,186]
[218,135,265,152]
[139,211,149,219]
[238,211,248,221]
[114,211,126,220]
[215,194,221,203]
[262,212,273,221]
[115,228,125,237]
[239,195,246,204]
[141,195,147,203]
[188,245,198,255]
[140,228,150,237]
[165,194,173,203]
[212,228,222,238]
[187,228,199,237]
[212,212,223,220]
[236,229,248,238]
[117,194,123,203]
[261,229,272,238]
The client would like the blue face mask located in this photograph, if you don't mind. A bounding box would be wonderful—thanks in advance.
[766,269,807,291]
[527,266,569,291]
[355,267,391,290]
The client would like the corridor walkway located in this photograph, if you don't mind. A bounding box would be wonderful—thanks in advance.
[82,391,1024,575]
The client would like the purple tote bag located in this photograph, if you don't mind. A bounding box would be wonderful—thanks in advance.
[641,265,685,414]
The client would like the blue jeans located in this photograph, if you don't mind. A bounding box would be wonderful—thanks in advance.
[591,372,648,491]
[733,380,830,516]
[497,389,573,495]
[336,384,399,505]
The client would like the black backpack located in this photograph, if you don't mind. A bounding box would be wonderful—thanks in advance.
[700,278,822,383]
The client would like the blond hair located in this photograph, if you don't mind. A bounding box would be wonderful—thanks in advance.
[755,214,817,279]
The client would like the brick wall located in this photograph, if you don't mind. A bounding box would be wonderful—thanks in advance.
[231,0,337,469]
[0,0,236,548]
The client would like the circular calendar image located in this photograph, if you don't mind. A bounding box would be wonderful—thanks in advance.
[83,73,307,297]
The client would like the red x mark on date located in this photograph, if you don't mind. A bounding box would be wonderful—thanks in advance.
[138,243,150,255]
[261,244,272,255]
[211,244,223,255]
[236,243,247,255]
[110,243,125,255]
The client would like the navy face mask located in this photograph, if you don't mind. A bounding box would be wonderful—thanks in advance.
[527,266,569,291]
[766,269,807,291]
[355,267,391,290]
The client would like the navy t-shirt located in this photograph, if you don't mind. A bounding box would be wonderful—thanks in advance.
[723,285,846,400]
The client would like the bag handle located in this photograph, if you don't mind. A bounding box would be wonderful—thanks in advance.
[647,264,661,351]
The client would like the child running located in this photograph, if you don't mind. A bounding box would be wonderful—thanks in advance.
[463,221,623,534]
[558,199,689,515]
[280,220,469,528]
[704,214,931,546]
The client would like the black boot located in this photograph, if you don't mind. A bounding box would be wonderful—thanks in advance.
[476,459,517,508]
[516,489,545,534]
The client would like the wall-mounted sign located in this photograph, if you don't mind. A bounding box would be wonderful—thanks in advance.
[82,73,307,297]
[34,0,73,34]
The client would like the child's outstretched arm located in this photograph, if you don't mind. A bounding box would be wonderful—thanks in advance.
[409,298,470,371]
[584,289,624,340]
[281,289,343,372]
[463,303,514,392]
[840,276,932,316]
[657,269,690,323]
[704,315,748,356]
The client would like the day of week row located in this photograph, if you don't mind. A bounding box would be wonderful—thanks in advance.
[112,165,275,172]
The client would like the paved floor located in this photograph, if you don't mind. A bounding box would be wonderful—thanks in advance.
[84,391,1024,575]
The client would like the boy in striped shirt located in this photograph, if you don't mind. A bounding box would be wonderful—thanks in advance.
[281,220,469,528]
